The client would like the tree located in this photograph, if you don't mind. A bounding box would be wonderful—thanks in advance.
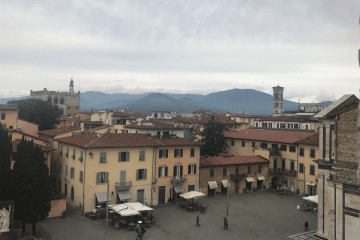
[7,99,61,130]
[200,116,228,156]
[12,137,52,235]
[0,124,12,201]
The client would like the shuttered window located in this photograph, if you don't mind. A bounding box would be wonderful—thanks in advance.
[118,152,130,162]
[99,152,107,163]
[96,172,109,184]
[159,149,168,158]
[174,149,183,158]
[136,169,147,180]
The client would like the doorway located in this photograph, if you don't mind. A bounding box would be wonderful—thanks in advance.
[257,179,263,190]
[246,181,252,192]
[158,186,166,204]
[271,177,279,189]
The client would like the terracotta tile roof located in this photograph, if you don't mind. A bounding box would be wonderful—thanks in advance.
[12,139,54,152]
[112,112,146,118]
[157,138,204,147]
[0,104,17,110]
[258,115,307,122]
[91,125,112,131]
[58,133,203,148]
[201,155,269,167]
[38,126,81,137]
[224,129,316,144]
[58,133,160,148]
[294,133,319,146]
[125,119,184,130]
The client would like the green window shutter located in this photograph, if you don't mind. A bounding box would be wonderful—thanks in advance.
[194,164,197,174]
[118,152,121,162]
[105,172,109,183]
[96,172,100,184]
[174,149,177,158]
[144,169,147,180]
[126,152,130,162]
[136,169,139,180]
[165,149,168,158]
[180,149,183,157]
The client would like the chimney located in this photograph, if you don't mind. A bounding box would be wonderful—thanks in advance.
[80,122,84,132]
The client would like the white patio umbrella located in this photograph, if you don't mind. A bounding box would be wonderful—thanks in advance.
[302,195,318,203]
[179,191,206,200]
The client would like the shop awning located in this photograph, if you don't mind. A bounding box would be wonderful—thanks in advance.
[246,178,255,182]
[117,190,132,201]
[96,192,111,203]
[208,181,218,189]
[221,180,230,188]
[257,176,265,181]
[174,185,185,193]
[306,182,316,186]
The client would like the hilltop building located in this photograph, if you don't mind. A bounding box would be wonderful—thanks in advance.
[30,79,80,117]
[273,85,284,117]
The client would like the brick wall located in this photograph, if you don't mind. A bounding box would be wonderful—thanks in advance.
[336,106,358,164]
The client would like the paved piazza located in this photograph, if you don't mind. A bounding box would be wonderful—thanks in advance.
[39,191,317,240]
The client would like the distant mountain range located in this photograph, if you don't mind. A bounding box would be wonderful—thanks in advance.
[0,89,333,115]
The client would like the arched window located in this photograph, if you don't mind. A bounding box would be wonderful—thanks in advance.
[71,186,74,201]
[47,96,52,103]
[54,96,58,104]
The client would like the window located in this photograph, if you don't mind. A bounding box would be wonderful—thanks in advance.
[289,146,296,153]
[247,166,251,173]
[310,149,316,158]
[54,96,58,104]
[71,187,74,201]
[310,165,315,175]
[235,167,239,174]
[118,152,130,162]
[66,147,69,157]
[96,172,109,184]
[280,145,287,151]
[70,167,75,179]
[159,166,168,177]
[258,165,262,173]
[79,170,83,183]
[136,169,147,180]
[294,124,299,129]
[1,113,5,120]
[241,141,245,147]
[157,131,161,138]
[299,163,304,173]
[190,148,195,157]
[188,164,196,174]
[65,165,68,176]
[60,97,65,104]
[252,142,256,148]
[99,152,107,163]
[60,146,63,156]
[72,149,76,160]
[137,189,145,203]
[174,149,183,158]
[269,123,273,128]
[281,159,286,171]
[159,149,168,158]
[271,144,278,149]
[260,143,268,149]
[47,96,52,102]
[263,123,268,128]
[210,168,214,177]
[223,168,227,176]
[173,165,183,177]
[188,184,195,192]
[299,148,304,157]
[231,140,234,146]
[139,151,145,161]
[163,131,170,138]
[78,151,83,162]
[273,159,277,170]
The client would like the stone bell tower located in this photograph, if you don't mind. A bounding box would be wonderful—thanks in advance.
[272,85,284,117]
[69,78,74,95]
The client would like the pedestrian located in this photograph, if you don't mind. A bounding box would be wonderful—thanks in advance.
[305,221,309,232]
[196,215,200,227]
[136,221,143,240]
[141,223,146,238]
[223,216,228,230]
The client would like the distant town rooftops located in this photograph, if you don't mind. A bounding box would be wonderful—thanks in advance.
[201,155,269,167]
[112,112,146,118]
[125,119,184,130]
[224,129,316,144]
[0,104,18,110]
[228,114,267,118]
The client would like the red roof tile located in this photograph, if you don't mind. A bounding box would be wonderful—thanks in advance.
[224,129,316,144]
[157,138,204,147]
[0,104,17,110]
[201,155,269,167]
[294,133,319,146]
[38,126,81,137]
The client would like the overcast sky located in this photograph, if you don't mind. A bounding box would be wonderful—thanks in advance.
[1,1,359,102]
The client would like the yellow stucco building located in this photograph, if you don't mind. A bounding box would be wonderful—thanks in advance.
[57,133,202,214]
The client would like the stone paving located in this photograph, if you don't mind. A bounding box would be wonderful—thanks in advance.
[38,191,318,240]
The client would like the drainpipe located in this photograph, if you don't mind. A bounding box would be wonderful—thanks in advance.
[83,149,86,215]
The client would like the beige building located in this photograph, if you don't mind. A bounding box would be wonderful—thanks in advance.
[313,94,360,240]
[224,129,318,194]
[57,133,202,213]
[0,104,18,129]
[200,155,270,196]
[30,79,80,117]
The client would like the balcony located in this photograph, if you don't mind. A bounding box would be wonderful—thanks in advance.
[269,168,297,176]
[170,176,187,184]
[115,181,132,191]
[230,173,247,181]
